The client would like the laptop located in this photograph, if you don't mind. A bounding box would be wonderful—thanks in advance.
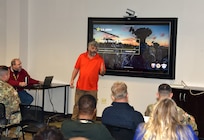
[33,76,54,88]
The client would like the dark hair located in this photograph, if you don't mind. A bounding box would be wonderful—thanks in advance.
[158,83,172,94]
[33,126,64,140]
[78,94,97,114]
[0,65,8,76]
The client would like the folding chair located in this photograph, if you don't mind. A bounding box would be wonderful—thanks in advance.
[0,103,20,140]
[105,125,135,140]
[19,104,46,140]
[0,103,8,134]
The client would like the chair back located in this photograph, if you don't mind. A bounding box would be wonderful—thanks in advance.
[19,104,45,140]
[0,103,6,119]
[106,125,135,140]
[0,103,8,125]
[20,104,44,123]
[0,103,8,135]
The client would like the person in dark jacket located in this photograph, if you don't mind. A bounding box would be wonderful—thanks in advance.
[102,81,144,130]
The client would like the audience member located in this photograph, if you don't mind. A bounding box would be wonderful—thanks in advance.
[133,98,198,140]
[8,58,41,105]
[0,65,21,124]
[61,94,114,140]
[144,83,198,133]
[102,81,144,130]
[70,41,106,120]
[33,126,65,140]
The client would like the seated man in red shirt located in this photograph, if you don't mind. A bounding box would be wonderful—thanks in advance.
[8,58,41,105]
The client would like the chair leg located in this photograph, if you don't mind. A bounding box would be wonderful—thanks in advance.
[5,128,9,136]
[22,132,25,140]
[21,128,25,140]
[14,126,21,138]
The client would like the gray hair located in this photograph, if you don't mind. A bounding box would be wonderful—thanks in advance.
[88,41,98,48]
[111,82,128,99]
[11,58,20,66]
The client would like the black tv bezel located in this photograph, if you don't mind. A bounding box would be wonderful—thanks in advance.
[88,17,177,79]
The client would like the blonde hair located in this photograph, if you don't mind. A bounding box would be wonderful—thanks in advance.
[142,98,193,140]
[111,82,127,99]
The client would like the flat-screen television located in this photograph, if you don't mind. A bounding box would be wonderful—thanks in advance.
[88,17,177,79]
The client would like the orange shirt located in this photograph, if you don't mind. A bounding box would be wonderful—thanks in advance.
[75,52,105,91]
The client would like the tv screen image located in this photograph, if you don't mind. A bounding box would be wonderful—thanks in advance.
[88,17,177,79]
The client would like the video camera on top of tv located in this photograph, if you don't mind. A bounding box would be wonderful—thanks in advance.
[124,9,137,19]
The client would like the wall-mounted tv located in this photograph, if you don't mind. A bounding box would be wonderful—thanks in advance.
[88,17,177,79]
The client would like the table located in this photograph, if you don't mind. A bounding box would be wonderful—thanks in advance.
[26,83,70,115]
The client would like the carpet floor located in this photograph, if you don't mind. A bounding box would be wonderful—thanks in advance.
[1,113,67,140]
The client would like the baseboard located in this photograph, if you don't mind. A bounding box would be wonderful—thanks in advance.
[44,111,102,122]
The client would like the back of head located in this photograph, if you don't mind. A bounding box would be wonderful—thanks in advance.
[0,66,8,76]
[144,98,182,140]
[152,98,179,125]
[0,66,9,81]
[78,94,96,115]
[111,81,128,100]
[158,83,172,99]
[33,126,64,140]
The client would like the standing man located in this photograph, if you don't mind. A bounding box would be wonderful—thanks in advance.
[70,41,106,120]
[0,65,21,124]
[8,58,41,105]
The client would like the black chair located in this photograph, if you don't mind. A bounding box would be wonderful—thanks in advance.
[19,104,46,140]
[105,125,135,140]
[0,103,8,134]
[0,103,20,140]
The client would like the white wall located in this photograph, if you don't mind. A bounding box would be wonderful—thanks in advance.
[0,0,6,64]
[0,0,29,66]
[1,0,204,116]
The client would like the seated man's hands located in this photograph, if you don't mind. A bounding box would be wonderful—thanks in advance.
[19,82,27,87]
[39,81,44,85]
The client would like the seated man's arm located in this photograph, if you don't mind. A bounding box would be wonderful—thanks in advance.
[184,113,198,134]
[23,70,39,85]
[28,77,40,85]
[177,106,198,134]
[7,79,20,87]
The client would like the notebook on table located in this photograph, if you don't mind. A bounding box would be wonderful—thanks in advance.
[33,76,54,88]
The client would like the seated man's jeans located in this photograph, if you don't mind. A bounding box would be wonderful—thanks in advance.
[18,90,33,105]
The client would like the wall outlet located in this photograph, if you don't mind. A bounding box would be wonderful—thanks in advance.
[101,98,107,104]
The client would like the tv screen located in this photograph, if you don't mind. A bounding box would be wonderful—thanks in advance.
[88,17,177,79]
